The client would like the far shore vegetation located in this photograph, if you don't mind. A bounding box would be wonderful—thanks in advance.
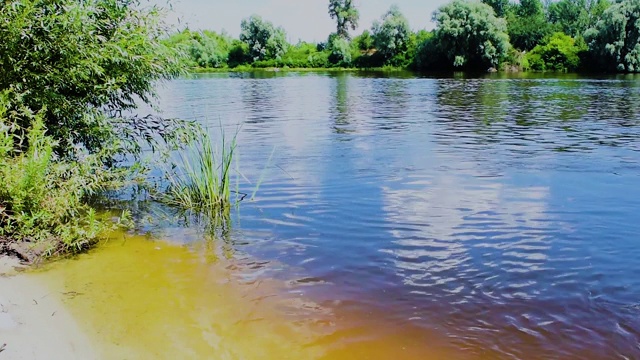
[2,0,640,261]
[167,0,640,74]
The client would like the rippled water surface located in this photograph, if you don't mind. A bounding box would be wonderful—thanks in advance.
[143,72,640,359]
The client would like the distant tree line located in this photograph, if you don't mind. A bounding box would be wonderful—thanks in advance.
[165,0,640,73]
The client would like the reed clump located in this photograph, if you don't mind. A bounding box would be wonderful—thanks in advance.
[160,128,239,218]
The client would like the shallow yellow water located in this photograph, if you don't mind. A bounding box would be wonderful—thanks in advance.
[32,233,463,360]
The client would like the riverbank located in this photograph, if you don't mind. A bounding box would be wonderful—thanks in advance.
[1,226,474,360]
[17,234,328,359]
[1,234,463,360]
[0,257,97,360]
[190,65,407,73]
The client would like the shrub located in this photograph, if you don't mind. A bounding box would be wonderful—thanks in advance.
[0,94,130,255]
[0,0,185,157]
[280,42,325,68]
[228,41,251,67]
[353,30,374,51]
[526,32,585,72]
[328,35,353,66]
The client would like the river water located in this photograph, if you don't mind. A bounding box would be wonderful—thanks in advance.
[50,72,640,359]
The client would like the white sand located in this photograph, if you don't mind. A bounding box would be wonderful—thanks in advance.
[0,256,97,360]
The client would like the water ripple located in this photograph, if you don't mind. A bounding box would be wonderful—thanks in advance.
[148,73,640,359]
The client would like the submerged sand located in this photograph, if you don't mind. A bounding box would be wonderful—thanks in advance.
[0,256,97,360]
[0,236,463,360]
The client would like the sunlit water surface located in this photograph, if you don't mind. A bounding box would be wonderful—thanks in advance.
[49,72,640,359]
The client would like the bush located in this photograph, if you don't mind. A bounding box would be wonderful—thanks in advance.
[503,47,529,71]
[507,13,553,51]
[168,30,233,68]
[526,32,585,72]
[0,94,130,255]
[328,35,353,66]
[280,42,327,68]
[414,36,442,70]
[353,30,374,51]
[353,52,385,68]
[228,41,251,67]
[410,30,435,69]
[0,0,184,157]
[0,0,195,258]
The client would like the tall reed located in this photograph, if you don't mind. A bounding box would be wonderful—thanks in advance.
[161,127,238,217]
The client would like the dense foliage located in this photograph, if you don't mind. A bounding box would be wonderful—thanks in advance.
[548,0,611,37]
[372,5,412,62]
[585,0,640,72]
[427,0,510,70]
[526,32,586,71]
[0,0,184,157]
[0,0,191,256]
[508,0,553,51]
[482,0,510,17]
[328,35,353,66]
[167,0,639,73]
[0,93,131,255]
[240,15,288,62]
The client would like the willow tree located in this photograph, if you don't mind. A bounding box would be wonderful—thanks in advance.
[372,5,411,61]
[240,15,288,61]
[328,0,359,39]
[431,0,510,70]
[0,0,185,156]
[585,0,640,72]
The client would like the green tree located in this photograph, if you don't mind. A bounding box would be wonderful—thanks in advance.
[547,0,611,37]
[526,32,586,71]
[167,30,232,68]
[371,5,411,62]
[481,0,510,17]
[508,0,552,50]
[508,15,552,51]
[410,30,435,69]
[0,0,184,156]
[547,0,590,37]
[590,0,612,18]
[228,40,251,67]
[240,15,289,62]
[354,30,374,51]
[585,0,640,72]
[518,0,544,17]
[429,0,510,70]
[328,0,360,39]
[328,35,352,66]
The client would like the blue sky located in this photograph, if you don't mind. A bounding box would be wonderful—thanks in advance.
[154,0,448,42]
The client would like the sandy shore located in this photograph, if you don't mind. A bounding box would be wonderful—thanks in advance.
[0,256,97,360]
